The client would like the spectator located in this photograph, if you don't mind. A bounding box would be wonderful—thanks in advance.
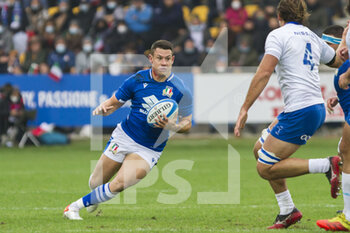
[174,38,200,66]
[48,37,75,73]
[225,0,248,33]
[125,0,153,48]
[307,0,328,36]
[75,37,93,74]
[25,0,49,34]
[11,22,28,55]
[8,50,22,74]
[186,14,210,52]
[20,35,49,74]
[208,0,231,26]
[252,8,268,58]
[90,18,109,52]
[94,0,125,26]
[7,87,25,146]
[152,0,186,41]
[50,0,73,33]
[74,0,96,35]
[0,49,9,73]
[65,20,83,54]
[0,23,14,54]
[7,0,28,32]
[229,35,259,66]
[104,21,135,54]
[41,19,57,51]
[0,84,11,146]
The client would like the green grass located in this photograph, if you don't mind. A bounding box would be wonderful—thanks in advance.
[0,137,343,232]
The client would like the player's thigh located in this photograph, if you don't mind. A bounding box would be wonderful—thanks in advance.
[110,153,151,191]
[90,154,122,186]
[262,134,300,160]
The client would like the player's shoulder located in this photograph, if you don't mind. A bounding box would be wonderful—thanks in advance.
[127,69,151,83]
[168,74,189,92]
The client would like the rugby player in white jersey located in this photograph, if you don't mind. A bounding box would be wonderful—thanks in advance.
[234,0,345,229]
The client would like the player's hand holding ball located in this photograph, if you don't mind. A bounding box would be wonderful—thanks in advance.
[154,113,179,131]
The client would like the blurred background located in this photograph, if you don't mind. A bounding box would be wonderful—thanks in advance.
[0,0,347,147]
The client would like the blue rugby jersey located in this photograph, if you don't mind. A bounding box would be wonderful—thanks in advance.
[334,60,350,117]
[115,69,192,152]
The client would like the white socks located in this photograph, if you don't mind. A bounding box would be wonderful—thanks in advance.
[275,190,295,215]
[70,198,85,210]
[308,158,330,173]
[343,172,350,222]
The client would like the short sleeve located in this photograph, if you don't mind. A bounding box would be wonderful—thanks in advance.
[115,77,134,103]
[264,31,283,60]
[319,39,335,64]
[178,88,193,117]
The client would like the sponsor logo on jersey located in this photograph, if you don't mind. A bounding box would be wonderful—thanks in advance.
[162,86,173,98]
[143,83,148,88]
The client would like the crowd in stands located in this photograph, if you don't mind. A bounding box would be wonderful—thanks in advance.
[0,0,345,75]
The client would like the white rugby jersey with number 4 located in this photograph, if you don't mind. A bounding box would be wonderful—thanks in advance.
[265,22,335,113]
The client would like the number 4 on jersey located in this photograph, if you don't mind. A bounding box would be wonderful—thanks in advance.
[303,42,315,71]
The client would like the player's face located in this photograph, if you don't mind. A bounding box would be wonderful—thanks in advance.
[149,48,174,78]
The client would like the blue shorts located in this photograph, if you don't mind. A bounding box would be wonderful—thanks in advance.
[270,104,326,145]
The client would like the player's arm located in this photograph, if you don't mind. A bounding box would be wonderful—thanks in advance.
[154,114,192,133]
[92,95,124,116]
[339,67,350,90]
[234,54,278,136]
[328,26,350,68]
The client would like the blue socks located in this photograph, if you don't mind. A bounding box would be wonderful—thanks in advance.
[82,183,117,207]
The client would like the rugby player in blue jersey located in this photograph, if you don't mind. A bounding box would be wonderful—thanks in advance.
[64,40,193,220]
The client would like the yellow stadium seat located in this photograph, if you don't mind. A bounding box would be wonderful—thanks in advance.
[209,26,220,38]
[192,5,209,23]
[244,4,259,17]
[48,6,59,16]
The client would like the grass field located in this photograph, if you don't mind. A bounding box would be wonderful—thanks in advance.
[0,137,344,232]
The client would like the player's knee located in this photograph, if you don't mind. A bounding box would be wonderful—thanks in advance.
[256,148,281,180]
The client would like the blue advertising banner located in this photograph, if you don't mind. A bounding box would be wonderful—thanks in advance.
[0,73,193,127]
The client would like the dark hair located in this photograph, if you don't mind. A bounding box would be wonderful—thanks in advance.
[277,0,310,25]
[323,25,344,38]
[149,40,173,55]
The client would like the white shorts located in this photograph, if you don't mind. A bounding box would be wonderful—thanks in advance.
[103,124,162,169]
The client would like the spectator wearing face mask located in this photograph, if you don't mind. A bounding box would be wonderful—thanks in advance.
[48,37,75,73]
[7,87,25,146]
[41,19,56,52]
[229,35,258,66]
[186,13,211,53]
[20,35,49,74]
[104,21,135,54]
[75,37,93,74]
[252,8,268,58]
[94,0,125,27]
[74,0,96,35]
[65,20,83,54]
[174,38,200,66]
[0,23,13,54]
[50,0,73,34]
[7,0,29,32]
[225,0,248,33]
[25,0,48,34]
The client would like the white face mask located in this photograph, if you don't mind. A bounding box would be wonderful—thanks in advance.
[107,2,117,9]
[231,1,241,10]
[10,96,19,103]
[56,44,66,53]
[117,25,127,34]
[80,4,89,12]
[83,44,92,53]
[69,27,79,35]
[45,25,54,33]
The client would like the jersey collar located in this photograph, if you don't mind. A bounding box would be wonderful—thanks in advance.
[149,69,174,82]
[286,21,301,25]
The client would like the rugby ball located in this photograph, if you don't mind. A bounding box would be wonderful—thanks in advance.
[147,99,178,127]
